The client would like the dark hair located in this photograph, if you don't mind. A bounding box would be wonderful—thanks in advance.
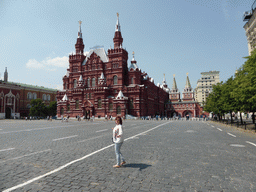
[115,116,122,125]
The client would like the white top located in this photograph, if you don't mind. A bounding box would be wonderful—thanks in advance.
[112,124,124,143]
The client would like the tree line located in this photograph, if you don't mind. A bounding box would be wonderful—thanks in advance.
[204,49,256,124]
[29,99,57,118]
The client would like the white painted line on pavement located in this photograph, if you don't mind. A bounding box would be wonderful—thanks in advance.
[246,141,256,147]
[0,148,15,152]
[211,126,215,127]
[0,149,51,164]
[217,128,223,131]
[96,129,108,133]
[52,135,78,141]
[2,121,170,192]
[227,133,236,137]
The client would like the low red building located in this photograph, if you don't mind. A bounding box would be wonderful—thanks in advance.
[166,74,202,118]
[0,68,57,119]
[56,16,170,119]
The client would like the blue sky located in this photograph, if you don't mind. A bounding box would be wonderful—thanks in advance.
[0,0,252,90]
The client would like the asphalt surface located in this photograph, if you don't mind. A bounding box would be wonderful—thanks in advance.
[0,119,256,192]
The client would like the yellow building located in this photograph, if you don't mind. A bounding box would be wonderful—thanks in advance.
[194,71,220,106]
[243,2,256,55]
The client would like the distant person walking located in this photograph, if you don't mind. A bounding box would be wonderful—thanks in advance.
[112,116,125,168]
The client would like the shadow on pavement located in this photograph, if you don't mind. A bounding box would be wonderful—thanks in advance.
[123,163,152,170]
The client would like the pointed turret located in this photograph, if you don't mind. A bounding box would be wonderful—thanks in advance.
[75,20,84,54]
[113,13,123,49]
[129,51,139,70]
[99,72,106,86]
[182,73,194,101]
[77,75,84,87]
[172,75,178,91]
[4,67,8,82]
[162,73,168,88]
[169,74,180,102]
[185,73,192,89]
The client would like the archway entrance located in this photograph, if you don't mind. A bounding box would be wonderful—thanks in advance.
[5,107,11,119]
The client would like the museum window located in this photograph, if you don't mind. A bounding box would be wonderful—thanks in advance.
[89,93,91,99]
[74,79,77,88]
[92,78,96,87]
[47,94,50,101]
[98,98,102,108]
[26,104,31,109]
[117,106,121,114]
[42,94,46,101]
[33,93,37,99]
[60,107,64,115]
[113,75,118,85]
[109,103,113,111]
[27,92,32,100]
[67,104,70,112]
[7,97,12,105]
[87,78,90,87]
[75,99,79,109]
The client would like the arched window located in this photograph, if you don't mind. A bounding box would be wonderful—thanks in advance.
[74,79,77,88]
[87,78,90,87]
[98,98,102,108]
[92,77,96,87]
[109,103,113,111]
[113,75,118,85]
[33,93,37,99]
[60,107,64,115]
[65,83,68,90]
[117,106,121,114]
[27,92,32,100]
[75,99,79,109]
[89,93,91,99]
[47,95,50,101]
[67,104,70,111]
[131,77,134,84]
[42,94,46,101]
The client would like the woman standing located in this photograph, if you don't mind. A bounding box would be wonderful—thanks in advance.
[112,116,126,168]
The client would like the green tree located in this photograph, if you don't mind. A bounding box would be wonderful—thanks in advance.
[29,99,47,117]
[232,49,256,123]
[46,101,57,117]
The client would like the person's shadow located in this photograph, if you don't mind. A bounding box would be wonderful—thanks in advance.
[122,163,151,170]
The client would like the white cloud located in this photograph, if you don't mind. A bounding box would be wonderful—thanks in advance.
[26,56,69,70]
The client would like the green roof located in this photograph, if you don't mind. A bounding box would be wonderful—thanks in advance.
[7,81,58,92]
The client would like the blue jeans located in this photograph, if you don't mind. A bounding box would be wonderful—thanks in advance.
[115,142,125,165]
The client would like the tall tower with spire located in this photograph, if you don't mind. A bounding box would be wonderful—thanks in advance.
[75,20,84,55]
[4,67,8,82]
[108,13,128,86]
[182,73,194,101]
[169,74,180,102]
[113,12,123,49]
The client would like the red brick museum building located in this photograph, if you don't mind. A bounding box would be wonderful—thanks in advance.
[56,15,202,119]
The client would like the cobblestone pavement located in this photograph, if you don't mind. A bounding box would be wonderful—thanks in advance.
[1,119,256,191]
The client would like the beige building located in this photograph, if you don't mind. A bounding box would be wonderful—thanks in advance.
[194,71,220,106]
[243,2,256,55]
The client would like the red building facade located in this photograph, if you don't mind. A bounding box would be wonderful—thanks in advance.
[56,16,170,119]
[166,74,201,118]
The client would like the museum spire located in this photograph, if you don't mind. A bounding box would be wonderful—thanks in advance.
[113,13,123,49]
[75,20,84,54]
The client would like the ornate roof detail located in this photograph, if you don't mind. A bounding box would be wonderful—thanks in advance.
[78,20,82,38]
[115,90,128,100]
[6,90,15,97]
[83,48,109,64]
[62,94,68,101]
[185,73,192,89]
